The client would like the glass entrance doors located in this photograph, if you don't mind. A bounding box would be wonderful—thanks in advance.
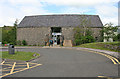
[51,27,62,45]
[52,33,61,45]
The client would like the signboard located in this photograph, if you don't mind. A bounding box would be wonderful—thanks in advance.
[52,33,62,35]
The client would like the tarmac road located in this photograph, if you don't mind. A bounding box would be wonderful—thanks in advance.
[5,48,118,77]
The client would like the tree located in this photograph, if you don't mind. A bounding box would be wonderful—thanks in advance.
[73,27,83,45]
[73,27,95,45]
[0,28,2,42]
[8,19,18,45]
[2,26,12,44]
[73,16,95,45]
[99,29,104,42]
[2,19,18,45]
[103,23,118,42]
[118,34,120,41]
[85,28,92,36]
[80,15,91,36]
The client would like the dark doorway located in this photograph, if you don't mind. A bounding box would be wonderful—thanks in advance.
[57,35,60,44]
[51,27,61,33]
[51,27,62,45]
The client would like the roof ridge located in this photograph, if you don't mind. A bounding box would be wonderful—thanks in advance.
[25,14,98,17]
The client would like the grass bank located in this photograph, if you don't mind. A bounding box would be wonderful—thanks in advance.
[0,51,40,61]
[75,42,120,52]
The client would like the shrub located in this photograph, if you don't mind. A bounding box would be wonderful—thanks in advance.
[33,44,36,46]
[2,41,8,44]
[16,40,21,45]
[74,36,95,45]
[113,35,118,41]
[85,36,95,43]
[75,39,82,45]
[22,40,27,46]
[113,34,120,41]
[117,34,120,41]
[73,27,95,46]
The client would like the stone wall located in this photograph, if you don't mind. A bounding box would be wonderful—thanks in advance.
[91,27,102,41]
[17,27,102,46]
[17,27,50,45]
[62,27,74,40]
[62,27,102,41]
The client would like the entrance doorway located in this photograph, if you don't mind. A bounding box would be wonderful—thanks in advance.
[51,27,62,45]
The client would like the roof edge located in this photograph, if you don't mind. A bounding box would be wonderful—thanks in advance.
[25,14,99,17]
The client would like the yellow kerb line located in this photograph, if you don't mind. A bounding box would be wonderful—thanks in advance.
[1,61,5,65]
[10,62,16,74]
[114,58,120,64]
[94,50,119,64]
[94,51,118,64]
[27,63,29,68]
[98,76,107,78]
[102,54,118,64]
[109,56,120,64]
[110,58,117,64]
[88,51,117,64]
[100,54,117,64]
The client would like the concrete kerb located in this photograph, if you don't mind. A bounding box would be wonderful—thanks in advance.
[26,55,41,62]
[1,54,41,62]
[0,46,43,49]
[68,47,120,61]
[2,59,26,63]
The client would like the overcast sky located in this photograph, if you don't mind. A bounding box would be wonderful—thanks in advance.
[0,0,119,27]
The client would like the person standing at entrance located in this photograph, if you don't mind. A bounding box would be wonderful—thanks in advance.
[44,34,49,46]
[49,39,53,47]
[60,35,64,46]
[44,38,47,46]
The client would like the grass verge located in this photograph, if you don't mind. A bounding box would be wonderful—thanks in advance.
[0,51,40,61]
[75,42,120,52]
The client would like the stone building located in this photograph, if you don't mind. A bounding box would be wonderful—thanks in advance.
[17,14,103,46]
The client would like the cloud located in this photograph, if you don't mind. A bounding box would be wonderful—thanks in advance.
[0,0,119,26]
[95,5,118,25]
[59,7,92,14]
[8,0,41,6]
[43,0,119,25]
[43,0,118,7]
[0,0,47,26]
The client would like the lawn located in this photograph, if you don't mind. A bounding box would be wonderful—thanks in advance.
[75,42,120,52]
[0,51,40,61]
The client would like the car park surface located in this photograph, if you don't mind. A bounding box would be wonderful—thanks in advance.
[2,47,118,77]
